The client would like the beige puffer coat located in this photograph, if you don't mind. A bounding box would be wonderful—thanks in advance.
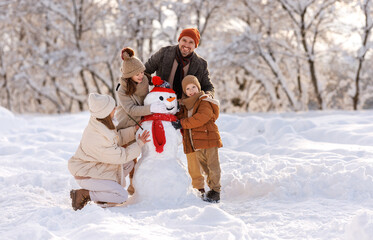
[68,116,143,186]
[115,75,151,130]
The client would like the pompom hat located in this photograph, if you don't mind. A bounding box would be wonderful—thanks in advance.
[120,47,145,78]
[88,93,116,119]
[178,28,200,47]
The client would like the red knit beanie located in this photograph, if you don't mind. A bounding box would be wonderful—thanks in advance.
[178,28,200,47]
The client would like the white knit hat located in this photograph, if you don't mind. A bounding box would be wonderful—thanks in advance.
[88,93,116,119]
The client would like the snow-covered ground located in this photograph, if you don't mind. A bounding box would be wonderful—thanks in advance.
[1,106,373,240]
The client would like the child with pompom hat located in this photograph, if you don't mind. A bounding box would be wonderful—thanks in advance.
[115,47,169,195]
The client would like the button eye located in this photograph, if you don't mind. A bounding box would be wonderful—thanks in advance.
[159,96,164,101]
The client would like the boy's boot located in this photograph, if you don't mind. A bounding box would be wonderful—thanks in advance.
[203,189,220,203]
[198,188,205,198]
[70,189,91,211]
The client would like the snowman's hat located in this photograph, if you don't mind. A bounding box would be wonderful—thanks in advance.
[150,76,175,94]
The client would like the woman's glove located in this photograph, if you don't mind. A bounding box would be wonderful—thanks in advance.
[171,120,182,130]
[150,102,168,113]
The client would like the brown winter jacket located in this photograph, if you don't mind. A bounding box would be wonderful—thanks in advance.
[176,94,223,154]
[144,45,215,97]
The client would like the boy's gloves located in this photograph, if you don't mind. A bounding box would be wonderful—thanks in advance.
[150,102,168,113]
[171,120,182,130]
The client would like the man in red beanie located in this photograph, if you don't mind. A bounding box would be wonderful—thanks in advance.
[177,28,200,56]
[144,27,214,99]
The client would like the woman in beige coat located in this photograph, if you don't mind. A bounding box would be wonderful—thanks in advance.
[68,93,150,210]
[115,47,168,194]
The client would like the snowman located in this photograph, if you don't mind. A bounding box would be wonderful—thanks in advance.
[132,76,196,206]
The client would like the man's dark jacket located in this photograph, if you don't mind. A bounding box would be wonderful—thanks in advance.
[145,45,214,97]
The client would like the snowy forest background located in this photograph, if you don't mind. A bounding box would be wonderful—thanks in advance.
[0,0,372,114]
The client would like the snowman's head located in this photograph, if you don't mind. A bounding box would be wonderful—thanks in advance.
[144,76,178,115]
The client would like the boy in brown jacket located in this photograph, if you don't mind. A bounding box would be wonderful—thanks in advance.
[172,75,223,203]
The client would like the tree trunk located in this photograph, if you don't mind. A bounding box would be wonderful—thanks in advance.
[353,0,372,110]
[106,62,116,98]
[353,61,362,110]
[4,73,12,111]
[79,70,89,111]
[300,13,322,110]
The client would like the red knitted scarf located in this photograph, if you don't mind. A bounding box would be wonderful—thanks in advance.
[141,113,178,153]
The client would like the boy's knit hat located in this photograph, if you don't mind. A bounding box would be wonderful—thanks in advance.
[182,75,201,94]
[120,47,145,78]
[88,93,116,119]
[178,28,200,47]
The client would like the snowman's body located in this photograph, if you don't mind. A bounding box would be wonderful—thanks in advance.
[132,78,195,205]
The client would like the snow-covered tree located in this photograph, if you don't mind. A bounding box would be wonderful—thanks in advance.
[1,0,373,113]
[211,0,343,112]
[352,0,373,110]
[212,0,304,112]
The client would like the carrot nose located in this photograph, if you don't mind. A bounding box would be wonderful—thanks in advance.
[167,97,176,102]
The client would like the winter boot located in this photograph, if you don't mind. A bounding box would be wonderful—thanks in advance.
[198,188,205,194]
[203,190,220,203]
[198,188,205,198]
[70,189,91,211]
